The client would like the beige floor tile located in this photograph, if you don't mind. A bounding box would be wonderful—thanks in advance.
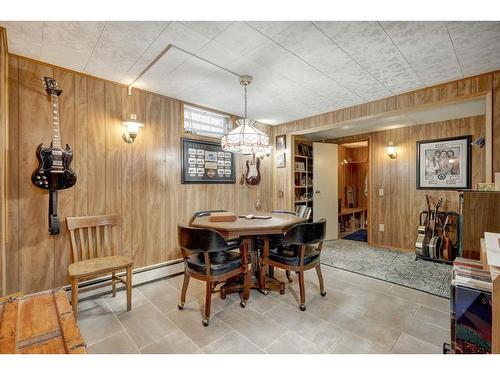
[392,315,450,348]
[101,288,147,314]
[391,333,442,354]
[413,305,450,329]
[116,301,177,349]
[245,289,283,314]
[216,302,287,348]
[264,302,344,350]
[203,331,264,354]
[140,330,202,354]
[390,285,449,313]
[328,332,389,354]
[87,332,139,354]
[166,301,233,348]
[77,298,123,345]
[264,331,325,354]
[138,279,187,314]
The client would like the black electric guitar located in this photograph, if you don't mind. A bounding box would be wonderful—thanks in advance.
[31,77,77,234]
[428,198,444,259]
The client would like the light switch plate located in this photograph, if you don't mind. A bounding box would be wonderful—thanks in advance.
[379,188,384,196]
[379,224,385,232]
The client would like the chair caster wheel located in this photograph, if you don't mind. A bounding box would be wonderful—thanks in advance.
[320,291,326,297]
[287,277,293,283]
[202,318,209,326]
[220,291,226,299]
[240,301,246,308]
[177,303,184,310]
[299,304,306,311]
[280,289,285,295]
[261,289,269,295]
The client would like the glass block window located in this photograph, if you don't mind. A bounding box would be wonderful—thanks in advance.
[183,104,231,138]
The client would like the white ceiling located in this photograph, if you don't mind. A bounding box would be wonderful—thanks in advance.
[300,97,486,140]
[1,21,499,125]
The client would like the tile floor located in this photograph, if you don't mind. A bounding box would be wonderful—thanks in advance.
[78,265,450,354]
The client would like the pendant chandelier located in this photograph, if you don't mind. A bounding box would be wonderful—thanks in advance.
[221,75,269,155]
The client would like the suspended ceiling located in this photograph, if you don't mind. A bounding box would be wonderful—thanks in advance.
[1,21,499,125]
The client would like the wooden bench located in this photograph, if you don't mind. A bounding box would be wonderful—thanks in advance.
[0,289,86,354]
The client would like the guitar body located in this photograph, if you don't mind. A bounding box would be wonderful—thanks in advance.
[245,157,261,185]
[442,237,450,260]
[428,236,442,259]
[31,143,77,190]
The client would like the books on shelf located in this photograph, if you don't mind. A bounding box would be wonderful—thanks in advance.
[452,265,492,292]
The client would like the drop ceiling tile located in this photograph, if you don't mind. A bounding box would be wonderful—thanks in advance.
[84,21,169,83]
[272,22,389,101]
[246,21,304,39]
[447,21,500,76]
[214,22,270,56]
[0,21,43,59]
[181,21,233,39]
[40,21,105,72]
[126,22,213,83]
[381,21,463,84]
[315,21,423,93]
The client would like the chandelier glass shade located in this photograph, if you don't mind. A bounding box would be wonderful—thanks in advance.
[221,118,270,154]
[221,75,270,155]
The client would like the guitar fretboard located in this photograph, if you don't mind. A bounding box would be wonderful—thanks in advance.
[51,94,61,149]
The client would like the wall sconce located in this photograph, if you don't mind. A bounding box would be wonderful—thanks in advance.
[385,141,397,159]
[122,114,144,144]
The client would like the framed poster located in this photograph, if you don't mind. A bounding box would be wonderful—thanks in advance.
[416,135,472,190]
[181,138,235,184]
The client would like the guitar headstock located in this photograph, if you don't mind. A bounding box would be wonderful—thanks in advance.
[42,76,62,96]
[436,197,444,210]
[425,193,431,207]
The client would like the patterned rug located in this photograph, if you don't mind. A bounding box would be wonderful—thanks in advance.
[321,240,452,298]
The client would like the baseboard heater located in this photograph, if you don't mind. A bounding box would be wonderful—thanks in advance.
[62,258,185,300]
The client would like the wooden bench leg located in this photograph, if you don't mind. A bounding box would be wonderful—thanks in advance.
[112,271,116,297]
[126,266,132,312]
[71,277,79,319]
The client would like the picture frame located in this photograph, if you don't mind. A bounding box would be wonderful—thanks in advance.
[275,135,286,150]
[277,153,286,168]
[295,161,305,171]
[416,135,472,190]
[181,138,235,184]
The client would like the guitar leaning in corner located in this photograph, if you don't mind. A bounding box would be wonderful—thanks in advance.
[31,77,77,235]
[428,198,444,259]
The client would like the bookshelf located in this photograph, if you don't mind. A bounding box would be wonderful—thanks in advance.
[293,139,313,221]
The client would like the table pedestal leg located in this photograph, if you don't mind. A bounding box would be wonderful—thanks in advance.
[220,237,285,298]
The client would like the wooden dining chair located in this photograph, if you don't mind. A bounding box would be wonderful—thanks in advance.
[259,219,327,311]
[66,214,134,318]
[177,225,251,326]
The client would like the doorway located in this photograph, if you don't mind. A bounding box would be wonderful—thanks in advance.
[337,141,369,242]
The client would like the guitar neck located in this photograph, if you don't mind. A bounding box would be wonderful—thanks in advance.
[50,94,61,149]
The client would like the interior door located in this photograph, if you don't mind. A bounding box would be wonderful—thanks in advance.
[313,142,338,240]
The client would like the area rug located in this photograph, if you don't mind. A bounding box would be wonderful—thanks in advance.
[342,229,367,242]
[321,239,452,298]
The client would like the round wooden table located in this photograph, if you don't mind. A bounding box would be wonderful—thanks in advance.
[191,213,306,296]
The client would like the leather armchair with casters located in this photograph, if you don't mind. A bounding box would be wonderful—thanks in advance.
[257,209,298,283]
[177,225,251,326]
[259,219,327,311]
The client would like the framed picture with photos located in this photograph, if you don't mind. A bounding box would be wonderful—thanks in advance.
[276,135,286,150]
[416,135,472,190]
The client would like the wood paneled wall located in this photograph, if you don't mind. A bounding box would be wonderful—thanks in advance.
[328,116,485,251]
[6,55,272,295]
[0,28,8,296]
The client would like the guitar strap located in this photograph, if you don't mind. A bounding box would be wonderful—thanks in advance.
[48,190,60,235]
